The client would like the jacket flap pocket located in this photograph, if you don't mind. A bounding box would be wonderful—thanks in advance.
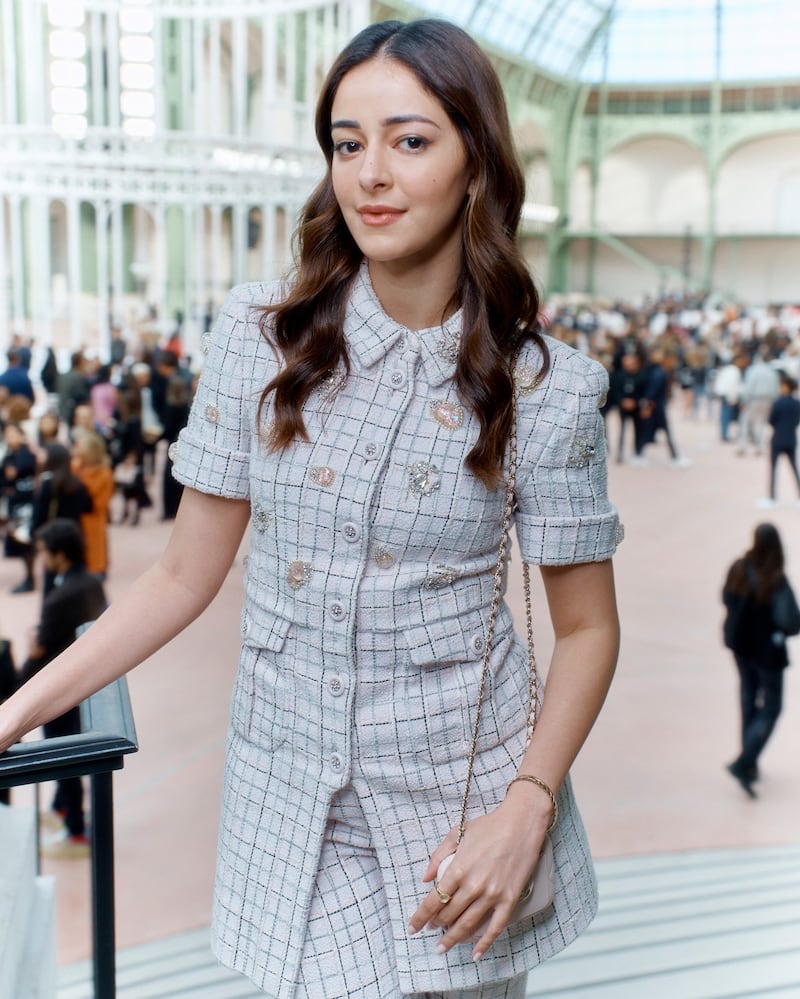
[404,609,498,667]
[240,605,292,652]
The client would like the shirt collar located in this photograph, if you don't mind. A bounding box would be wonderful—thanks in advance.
[343,261,463,388]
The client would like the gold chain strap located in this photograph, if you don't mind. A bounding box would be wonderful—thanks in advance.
[456,399,538,845]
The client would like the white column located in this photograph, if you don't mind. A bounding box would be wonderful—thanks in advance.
[192,17,205,135]
[232,13,246,140]
[0,196,8,344]
[195,204,206,322]
[153,7,164,133]
[262,199,275,279]
[154,203,167,328]
[208,19,221,135]
[27,196,50,343]
[180,16,191,131]
[210,204,222,304]
[262,10,276,141]
[232,203,245,285]
[9,196,24,328]
[2,0,18,124]
[111,201,124,323]
[105,3,120,132]
[21,0,45,125]
[286,13,297,144]
[183,204,193,354]
[67,197,82,350]
[96,201,110,359]
[90,10,105,127]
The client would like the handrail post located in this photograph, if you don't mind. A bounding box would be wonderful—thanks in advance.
[90,770,117,999]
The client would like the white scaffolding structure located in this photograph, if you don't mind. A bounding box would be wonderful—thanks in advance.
[0,0,369,360]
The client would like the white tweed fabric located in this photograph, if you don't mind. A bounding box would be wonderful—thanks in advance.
[172,262,621,998]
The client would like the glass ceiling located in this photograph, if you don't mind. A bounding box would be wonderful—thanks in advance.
[408,0,800,84]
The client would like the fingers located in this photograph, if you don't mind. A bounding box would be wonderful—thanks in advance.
[420,826,459,883]
[408,863,518,959]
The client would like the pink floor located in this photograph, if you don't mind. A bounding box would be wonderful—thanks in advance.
[2,402,799,966]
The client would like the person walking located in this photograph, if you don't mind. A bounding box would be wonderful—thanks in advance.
[0,20,621,998]
[19,520,107,855]
[722,523,800,797]
[758,373,800,507]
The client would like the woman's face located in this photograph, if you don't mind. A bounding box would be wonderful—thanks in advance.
[330,58,471,281]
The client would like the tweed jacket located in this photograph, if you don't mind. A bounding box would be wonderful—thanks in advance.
[172,263,621,997]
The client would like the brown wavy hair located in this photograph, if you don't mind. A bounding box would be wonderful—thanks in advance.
[258,18,548,487]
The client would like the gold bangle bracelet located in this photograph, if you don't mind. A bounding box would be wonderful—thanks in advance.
[507,774,558,832]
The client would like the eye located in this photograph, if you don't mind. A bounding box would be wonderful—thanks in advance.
[398,136,428,152]
[333,139,361,156]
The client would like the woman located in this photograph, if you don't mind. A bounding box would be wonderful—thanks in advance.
[72,431,115,579]
[723,522,799,797]
[0,20,620,998]
[33,443,93,596]
[1,423,38,593]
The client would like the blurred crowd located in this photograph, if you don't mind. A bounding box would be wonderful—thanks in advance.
[544,293,800,487]
[0,324,197,595]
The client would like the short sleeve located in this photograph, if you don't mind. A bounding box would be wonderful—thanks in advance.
[171,284,262,499]
[514,342,621,566]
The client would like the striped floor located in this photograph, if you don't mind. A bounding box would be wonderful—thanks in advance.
[57,843,800,998]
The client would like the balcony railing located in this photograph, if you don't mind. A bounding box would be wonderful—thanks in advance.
[0,678,138,999]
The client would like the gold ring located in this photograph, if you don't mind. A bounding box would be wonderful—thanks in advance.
[434,883,451,905]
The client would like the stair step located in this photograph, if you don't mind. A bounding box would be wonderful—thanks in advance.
[57,845,800,998]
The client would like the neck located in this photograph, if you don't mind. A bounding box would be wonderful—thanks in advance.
[367,258,460,332]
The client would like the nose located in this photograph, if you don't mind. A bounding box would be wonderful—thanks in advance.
[358,146,391,191]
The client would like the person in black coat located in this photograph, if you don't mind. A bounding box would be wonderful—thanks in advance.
[33,444,93,596]
[765,373,800,503]
[19,520,107,852]
[722,523,799,796]
[608,346,646,463]
[1,423,38,592]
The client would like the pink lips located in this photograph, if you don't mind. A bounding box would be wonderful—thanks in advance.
[358,205,404,226]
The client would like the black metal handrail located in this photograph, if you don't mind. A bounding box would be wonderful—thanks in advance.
[0,678,138,999]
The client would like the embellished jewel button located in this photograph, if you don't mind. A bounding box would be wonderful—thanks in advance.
[390,370,407,390]
[330,753,343,771]
[515,363,537,394]
[430,400,464,431]
[252,503,271,533]
[363,442,380,460]
[329,600,346,621]
[201,331,213,354]
[342,521,360,543]
[616,523,626,545]
[204,404,220,424]
[329,675,344,697]
[287,560,313,590]
[424,564,461,589]
[374,546,395,569]
[567,435,596,468]
[167,441,179,463]
[408,462,441,497]
[310,466,335,488]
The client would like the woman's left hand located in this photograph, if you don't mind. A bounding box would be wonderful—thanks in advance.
[407,786,552,960]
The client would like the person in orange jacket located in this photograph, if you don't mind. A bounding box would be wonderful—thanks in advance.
[72,431,115,580]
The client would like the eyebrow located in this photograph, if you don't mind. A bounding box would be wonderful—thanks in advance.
[330,114,441,130]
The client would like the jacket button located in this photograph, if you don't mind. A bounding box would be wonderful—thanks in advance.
[390,370,406,389]
[330,753,343,771]
[329,600,346,621]
[470,634,485,656]
[329,675,344,696]
[342,521,360,543]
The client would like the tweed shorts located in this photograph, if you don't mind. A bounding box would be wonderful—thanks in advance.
[296,783,528,999]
